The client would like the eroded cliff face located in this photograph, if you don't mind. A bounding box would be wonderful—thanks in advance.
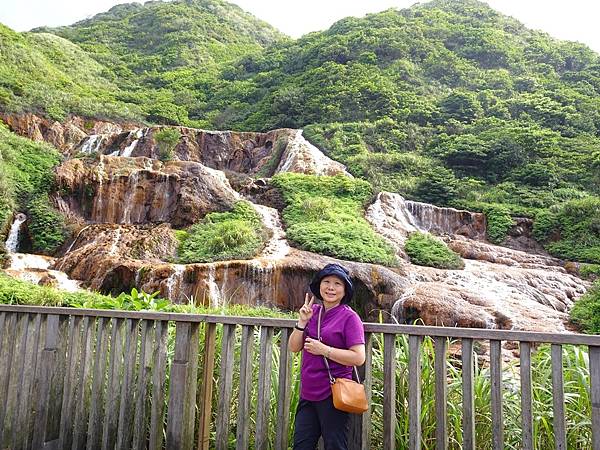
[2,113,590,333]
[54,156,240,226]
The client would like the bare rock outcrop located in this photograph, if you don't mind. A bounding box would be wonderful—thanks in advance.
[54,156,240,227]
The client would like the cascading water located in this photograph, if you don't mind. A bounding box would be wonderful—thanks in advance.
[121,129,144,157]
[166,265,185,300]
[207,264,223,307]
[5,213,26,253]
[80,135,104,154]
[251,204,290,261]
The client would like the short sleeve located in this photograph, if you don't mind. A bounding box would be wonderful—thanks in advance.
[344,310,365,348]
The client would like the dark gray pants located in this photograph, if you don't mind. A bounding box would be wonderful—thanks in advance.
[293,396,349,450]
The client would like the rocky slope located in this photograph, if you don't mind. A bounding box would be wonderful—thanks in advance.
[1,114,590,332]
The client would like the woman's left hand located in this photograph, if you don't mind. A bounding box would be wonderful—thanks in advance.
[304,337,328,356]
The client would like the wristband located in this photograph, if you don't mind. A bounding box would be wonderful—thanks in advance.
[294,323,306,331]
[326,346,332,358]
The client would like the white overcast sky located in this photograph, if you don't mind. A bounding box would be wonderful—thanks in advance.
[1,0,599,54]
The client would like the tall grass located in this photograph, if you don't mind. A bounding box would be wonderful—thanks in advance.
[196,328,593,449]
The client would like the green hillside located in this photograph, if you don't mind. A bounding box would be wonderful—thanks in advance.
[0,24,142,121]
[39,0,286,125]
[0,0,599,263]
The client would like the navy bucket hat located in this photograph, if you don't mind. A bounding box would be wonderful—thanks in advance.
[309,263,354,304]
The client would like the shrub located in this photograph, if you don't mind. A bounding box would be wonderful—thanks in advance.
[272,173,397,265]
[580,264,600,281]
[154,128,181,161]
[483,204,514,244]
[177,201,266,263]
[404,232,464,269]
[26,195,68,254]
[570,281,600,334]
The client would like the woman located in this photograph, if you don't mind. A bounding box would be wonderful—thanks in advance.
[288,263,366,450]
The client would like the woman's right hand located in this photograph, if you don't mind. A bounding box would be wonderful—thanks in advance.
[298,293,314,326]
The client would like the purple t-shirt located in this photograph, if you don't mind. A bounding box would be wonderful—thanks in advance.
[300,304,365,401]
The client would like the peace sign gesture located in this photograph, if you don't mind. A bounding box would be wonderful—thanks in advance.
[298,292,314,324]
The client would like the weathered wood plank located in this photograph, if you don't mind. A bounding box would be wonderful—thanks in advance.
[434,337,448,450]
[490,339,503,450]
[58,316,81,450]
[409,335,422,450]
[462,338,475,450]
[117,319,140,450]
[215,324,236,450]
[46,316,68,444]
[361,333,373,449]
[8,313,29,449]
[149,320,168,450]
[6,305,600,345]
[20,313,42,450]
[520,341,533,450]
[383,333,396,450]
[275,327,293,450]
[590,345,600,450]
[166,322,200,450]
[197,322,217,450]
[0,313,16,448]
[101,318,124,450]
[551,344,566,450]
[236,325,255,450]
[31,315,60,450]
[72,316,95,450]
[183,322,199,450]
[86,317,110,450]
[132,320,154,450]
[255,326,274,450]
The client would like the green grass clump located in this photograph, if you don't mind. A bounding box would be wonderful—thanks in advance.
[570,281,600,334]
[404,232,464,270]
[272,173,397,265]
[580,263,600,281]
[533,196,600,264]
[177,200,266,263]
[483,204,514,244]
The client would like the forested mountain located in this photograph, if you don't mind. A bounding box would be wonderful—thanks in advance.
[1,0,599,265]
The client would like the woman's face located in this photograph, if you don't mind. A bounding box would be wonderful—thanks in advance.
[319,275,345,306]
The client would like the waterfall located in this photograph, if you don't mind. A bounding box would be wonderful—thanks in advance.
[121,172,139,223]
[166,264,185,300]
[121,129,144,157]
[80,135,104,154]
[251,204,290,261]
[108,228,122,256]
[207,264,223,307]
[5,213,26,253]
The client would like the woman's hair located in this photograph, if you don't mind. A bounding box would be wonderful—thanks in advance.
[309,263,354,304]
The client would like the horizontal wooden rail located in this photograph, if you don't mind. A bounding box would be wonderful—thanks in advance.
[2,305,600,345]
[0,305,599,450]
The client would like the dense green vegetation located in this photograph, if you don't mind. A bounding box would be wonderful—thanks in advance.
[404,232,464,269]
[271,173,397,265]
[0,124,67,253]
[177,201,267,263]
[570,281,600,334]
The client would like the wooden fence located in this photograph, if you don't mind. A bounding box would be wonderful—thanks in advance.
[0,305,599,449]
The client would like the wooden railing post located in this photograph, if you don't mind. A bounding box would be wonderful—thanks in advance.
[275,327,293,450]
[551,344,566,450]
[197,322,217,450]
[520,341,533,450]
[383,333,396,450]
[434,337,448,450]
[490,339,503,450]
[462,338,475,450]
[166,322,200,450]
[409,335,422,450]
[31,314,61,450]
[590,345,600,450]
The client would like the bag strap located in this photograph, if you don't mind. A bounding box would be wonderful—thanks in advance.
[317,305,362,385]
